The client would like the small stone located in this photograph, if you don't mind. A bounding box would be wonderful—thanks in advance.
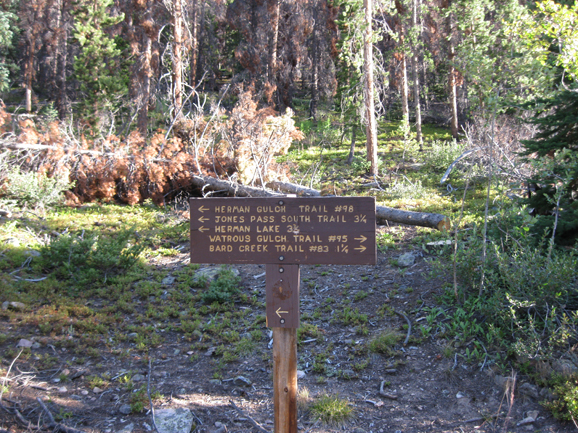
[132,374,145,382]
[205,347,217,356]
[154,408,194,433]
[32,342,41,349]
[341,369,356,379]
[127,333,138,341]
[93,387,103,394]
[552,359,578,376]
[397,253,415,268]
[519,382,539,400]
[17,339,33,348]
[494,375,514,391]
[173,349,180,356]
[81,390,89,396]
[8,301,26,311]
[527,410,539,420]
[119,404,132,415]
[233,375,252,386]
[143,422,152,431]
[58,387,67,393]
[25,250,41,257]
[215,422,224,428]
[456,391,466,399]
[517,417,536,426]
[540,387,555,401]
[117,423,134,433]
[1,301,8,310]
[196,267,240,282]
[162,276,176,285]
[297,370,306,379]
[209,379,221,385]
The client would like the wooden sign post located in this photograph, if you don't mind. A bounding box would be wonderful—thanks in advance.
[190,197,376,432]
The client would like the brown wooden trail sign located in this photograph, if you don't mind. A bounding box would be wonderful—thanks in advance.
[190,197,376,433]
[190,197,376,265]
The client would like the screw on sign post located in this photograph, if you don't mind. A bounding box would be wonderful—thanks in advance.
[190,197,376,433]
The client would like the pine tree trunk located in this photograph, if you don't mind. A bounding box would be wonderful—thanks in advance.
[364,0,378,175]
[269,0,280,82]
[400,27,409,122]
[448,7,459,138]
[138,29,152,135]
[412,0,423,149]
[346,126,357,164]
[190,0,199,89]
[310,6,319,120]
[56,0,69,118]
[172,0,183,120]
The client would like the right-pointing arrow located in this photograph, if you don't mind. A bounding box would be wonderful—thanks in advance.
[355,235,367,243]
[354,245,366,252]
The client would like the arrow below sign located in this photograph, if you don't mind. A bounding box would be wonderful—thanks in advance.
[355,245,367,252]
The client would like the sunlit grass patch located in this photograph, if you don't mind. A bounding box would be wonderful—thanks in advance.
[310,394,353,425]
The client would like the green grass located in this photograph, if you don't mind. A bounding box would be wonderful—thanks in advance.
[310,394,353,425]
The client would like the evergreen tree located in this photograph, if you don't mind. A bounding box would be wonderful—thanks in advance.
[0,8,17,92]
[521,88,578,246]
[71,0,126,127]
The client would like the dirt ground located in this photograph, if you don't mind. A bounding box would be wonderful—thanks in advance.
[0,225,575,433]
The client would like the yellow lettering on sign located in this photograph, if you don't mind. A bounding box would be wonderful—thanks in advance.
[281,215,310,223]
[298,205,328,213]
[256,225,280,233]
[250,215,275,223]
[209,235,251,243]
[209,245,233,252]
[317,215,347,223]
[238,244,269,252]
[256,206,286,213]
[215,215,245,223]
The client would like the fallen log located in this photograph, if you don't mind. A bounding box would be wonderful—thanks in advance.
[266,180,321,197]
[195,177,450,231]
[2,143,449,230]
[376,205,449,231]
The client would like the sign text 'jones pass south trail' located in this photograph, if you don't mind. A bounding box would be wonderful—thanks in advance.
[190,197,376,265]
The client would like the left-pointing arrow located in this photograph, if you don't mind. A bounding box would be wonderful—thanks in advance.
[198,226,209,233]
[276,307,289,318]
[198,216,209,223]
[198,205,209,213]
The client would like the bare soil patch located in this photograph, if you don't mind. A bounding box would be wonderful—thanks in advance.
[0,225,574,433]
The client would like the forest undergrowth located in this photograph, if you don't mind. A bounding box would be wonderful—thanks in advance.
[0,97,577,429]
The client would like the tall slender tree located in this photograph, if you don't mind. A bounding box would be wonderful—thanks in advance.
[364,0,378,175]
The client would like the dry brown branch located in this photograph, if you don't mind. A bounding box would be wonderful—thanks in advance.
[37,397,86,433]
[379,381,398,400]
[394,309,411,345]
[229,399,270,433]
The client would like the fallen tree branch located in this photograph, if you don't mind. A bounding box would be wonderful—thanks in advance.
[37,397,86,433]
[379,381,398,400]
[394,309,411,346]
[147,358,160,433]
[266,180,320,197]
[229,399,270,433]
